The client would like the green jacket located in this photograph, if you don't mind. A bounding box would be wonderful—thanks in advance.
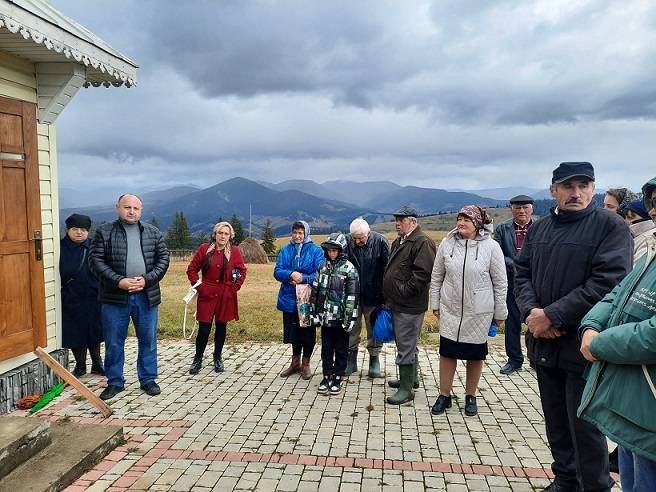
[310,233,360,332]
[577,230,656,461]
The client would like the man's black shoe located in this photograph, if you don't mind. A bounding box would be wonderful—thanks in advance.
[99,385,124,400]
[499,363,522,375]
[214,357,224,373]
[140,381,161,396]
[541,482,579,492]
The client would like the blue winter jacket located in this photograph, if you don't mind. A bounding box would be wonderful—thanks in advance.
[274,221,326,313]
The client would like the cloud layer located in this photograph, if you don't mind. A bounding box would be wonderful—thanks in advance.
[51,0,656,202]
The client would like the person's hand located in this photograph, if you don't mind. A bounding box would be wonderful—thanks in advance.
[118,277,145,292]
[290,271,303,284]
[526,308,554,338]
[580,329,599,362]
[131,276,146,291]
[433,309,440,319]
[495,320,504,327]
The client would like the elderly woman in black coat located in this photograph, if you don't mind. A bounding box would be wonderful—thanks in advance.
[60,214,104,376]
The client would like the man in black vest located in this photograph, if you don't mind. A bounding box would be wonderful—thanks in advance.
[515,163,632,492]
[494,194,535,375]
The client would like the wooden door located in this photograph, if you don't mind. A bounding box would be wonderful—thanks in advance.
[0,95,46,361]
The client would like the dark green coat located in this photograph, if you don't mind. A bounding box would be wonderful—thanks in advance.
[577,232,656,461]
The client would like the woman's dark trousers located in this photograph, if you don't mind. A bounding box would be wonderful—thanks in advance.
[284,312,315,358]
[195,321,227,359]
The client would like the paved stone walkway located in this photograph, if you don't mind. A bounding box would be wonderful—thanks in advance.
[12,339,621,491]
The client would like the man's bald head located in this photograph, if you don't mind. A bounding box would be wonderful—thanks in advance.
[116,194,143,224]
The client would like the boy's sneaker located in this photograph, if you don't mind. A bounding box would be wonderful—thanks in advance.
[329,377,343,395]
[317,377,331,395]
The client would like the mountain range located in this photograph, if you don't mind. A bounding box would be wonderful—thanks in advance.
[60,178,549,234]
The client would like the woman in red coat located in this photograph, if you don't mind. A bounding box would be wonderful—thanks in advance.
[186,221,247,374]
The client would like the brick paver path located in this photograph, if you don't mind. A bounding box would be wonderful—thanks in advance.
[13,339,621,491]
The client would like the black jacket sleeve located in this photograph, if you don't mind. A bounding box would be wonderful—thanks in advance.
[143,230,170,287]
[88,226,122,287]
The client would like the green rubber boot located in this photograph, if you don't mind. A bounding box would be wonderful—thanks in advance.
[386,364,415,405]
[387,363,419,389]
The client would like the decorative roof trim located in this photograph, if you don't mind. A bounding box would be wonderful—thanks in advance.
[0,11,136,88]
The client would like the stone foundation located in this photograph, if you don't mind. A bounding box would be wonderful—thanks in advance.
[0,349,68,415]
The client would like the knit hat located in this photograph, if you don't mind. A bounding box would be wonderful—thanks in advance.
[626,199,650,220]
[65,213,92,230]
[457,205,489,230]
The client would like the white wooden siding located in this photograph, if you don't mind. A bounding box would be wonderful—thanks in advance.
[0,51,37,103]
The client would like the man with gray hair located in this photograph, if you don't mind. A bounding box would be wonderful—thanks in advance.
[345,217,389,377]
[382,206,436,405]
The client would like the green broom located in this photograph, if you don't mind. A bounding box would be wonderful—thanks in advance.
[30,383,66,413]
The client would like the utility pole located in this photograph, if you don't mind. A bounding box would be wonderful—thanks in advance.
[249,203,252,237]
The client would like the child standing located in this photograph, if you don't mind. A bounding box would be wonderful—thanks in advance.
[310,233,360,395]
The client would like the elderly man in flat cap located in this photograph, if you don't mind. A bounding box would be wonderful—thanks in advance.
[382,206,436,405]
[494,195,535,375]
[515,162,633,492]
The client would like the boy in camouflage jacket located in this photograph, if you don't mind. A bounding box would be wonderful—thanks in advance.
[310,233,360,395]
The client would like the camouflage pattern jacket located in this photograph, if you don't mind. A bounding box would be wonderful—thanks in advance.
[310,253,360,332]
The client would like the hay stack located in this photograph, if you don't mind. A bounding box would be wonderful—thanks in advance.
[238,237,269,264]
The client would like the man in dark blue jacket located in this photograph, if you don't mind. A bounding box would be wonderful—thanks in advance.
[345,218,389,377]
[515,163,632,492]
[89,194,170,400]
[494,194,535,375]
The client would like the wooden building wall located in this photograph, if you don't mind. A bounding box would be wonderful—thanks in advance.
[0,49,61,375]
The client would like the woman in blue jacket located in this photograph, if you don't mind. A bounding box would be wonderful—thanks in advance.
[274,220,325,379]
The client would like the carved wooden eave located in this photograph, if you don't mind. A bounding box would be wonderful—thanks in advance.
[0,0,138,123]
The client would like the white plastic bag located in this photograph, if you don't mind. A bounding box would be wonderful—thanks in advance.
[182,280,202,340]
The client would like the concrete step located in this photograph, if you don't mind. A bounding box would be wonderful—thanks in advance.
[0,416,51,480]
[0,419,123,492]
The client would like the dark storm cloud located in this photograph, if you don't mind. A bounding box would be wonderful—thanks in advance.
[48,0,656,196]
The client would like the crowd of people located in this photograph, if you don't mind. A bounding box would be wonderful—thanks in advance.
[59,163,656,492]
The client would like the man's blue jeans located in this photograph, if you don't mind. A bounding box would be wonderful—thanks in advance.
[102,293,158,388]
[619,446,656,492]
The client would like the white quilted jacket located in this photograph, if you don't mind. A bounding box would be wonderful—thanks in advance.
[430,225,508,344]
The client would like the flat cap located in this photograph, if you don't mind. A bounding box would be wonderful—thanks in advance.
[392,205,418,218]
[509,194,534,205]
[552,162,595,184]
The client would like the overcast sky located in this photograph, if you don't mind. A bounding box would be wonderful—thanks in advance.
[50,0,656,202]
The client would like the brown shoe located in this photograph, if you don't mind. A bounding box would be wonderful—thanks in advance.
[280,355,301,377]
[300,357,313,380]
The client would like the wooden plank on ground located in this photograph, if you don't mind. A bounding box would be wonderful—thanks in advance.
[34,346,113,418]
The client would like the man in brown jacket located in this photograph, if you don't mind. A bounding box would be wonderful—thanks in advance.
[383,206,437,405]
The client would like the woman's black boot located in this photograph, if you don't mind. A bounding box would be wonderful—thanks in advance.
[89,344,105,375]
[214,354,224,373]
[189,355,203,375]
[71,348,87,377]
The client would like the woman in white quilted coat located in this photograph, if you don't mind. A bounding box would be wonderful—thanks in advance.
[430,206,508,417]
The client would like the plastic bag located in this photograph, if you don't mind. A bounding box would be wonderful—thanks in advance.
[296,284,312,327]
[488,321,497,337]
[373,307,394,343]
